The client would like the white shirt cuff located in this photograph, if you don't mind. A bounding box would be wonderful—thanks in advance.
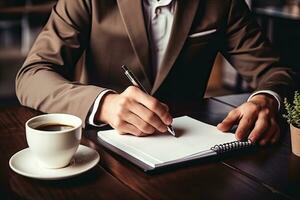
[88,89,115,127]
[247,90,281,111]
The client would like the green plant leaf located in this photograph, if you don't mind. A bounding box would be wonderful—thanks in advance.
[284,91,300,128]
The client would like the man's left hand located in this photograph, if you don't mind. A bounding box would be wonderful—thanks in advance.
[217,94,280,145]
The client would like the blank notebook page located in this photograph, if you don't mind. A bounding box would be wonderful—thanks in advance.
[98,116,237,167]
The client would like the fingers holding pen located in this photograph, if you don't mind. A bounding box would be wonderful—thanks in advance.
[121,111,156,135]
[129,102,168,133]
[124,86,173,126]
[120,66,173,136]
[99,86,173,136]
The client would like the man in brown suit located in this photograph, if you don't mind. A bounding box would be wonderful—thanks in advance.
[16,0,295,145]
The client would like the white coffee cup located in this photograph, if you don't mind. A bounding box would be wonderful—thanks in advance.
[26,113,82,169]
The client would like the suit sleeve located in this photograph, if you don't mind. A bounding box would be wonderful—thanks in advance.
[15,0,105,126]
[220,0,296,99]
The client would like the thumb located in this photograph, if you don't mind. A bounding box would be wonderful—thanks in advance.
[217,109,240,132]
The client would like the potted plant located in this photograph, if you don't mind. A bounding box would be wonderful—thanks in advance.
[284,91,300,156]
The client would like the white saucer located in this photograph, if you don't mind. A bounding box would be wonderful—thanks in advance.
[9,145,100,180]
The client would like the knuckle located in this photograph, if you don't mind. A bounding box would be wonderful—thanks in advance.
[141,123,154,133]
[251,131,260,139]
[236,129,246,140]
[265,107,271,114]
[227,109,239,121]
[250,105,259,113]
[237,127,247,135]
[262,108,271,117]
[114,118,124,128]
[150,99,160,110]
[115,113,122,120]
[128,85,137,92]
[243,117,252,126]
[124,86,137,95]
[148,128,155,134]
[158,124,167,131]
[115,106,125,117]
[119,97,130,107]
[248,102,260,113]
[146,112,156,122]
[257,121,267,131]
[229,109,236,115]
[229,109,237,117]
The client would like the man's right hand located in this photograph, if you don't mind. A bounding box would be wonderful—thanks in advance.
[96,86,173,136]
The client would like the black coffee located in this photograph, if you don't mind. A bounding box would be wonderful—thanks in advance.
[35,124,74,131]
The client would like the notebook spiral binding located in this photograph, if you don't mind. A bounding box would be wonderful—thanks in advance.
[211,140,253,154]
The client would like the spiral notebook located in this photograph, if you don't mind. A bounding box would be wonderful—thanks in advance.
[97,116,252,171]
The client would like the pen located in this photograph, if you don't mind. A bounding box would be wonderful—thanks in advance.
[122,65,176,137]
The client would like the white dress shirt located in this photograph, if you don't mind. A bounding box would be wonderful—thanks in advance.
[88,0,281,126]
[143,0,176,74]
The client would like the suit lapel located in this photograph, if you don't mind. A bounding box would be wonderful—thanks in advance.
[117,0,152,92]
[151,0,200,94]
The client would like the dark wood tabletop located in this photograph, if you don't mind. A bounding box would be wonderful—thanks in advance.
[214,95,300,200]
[0,94,298,200]
[0,107,143,200]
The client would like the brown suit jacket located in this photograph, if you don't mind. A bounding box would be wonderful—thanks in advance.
[16,0,295,125]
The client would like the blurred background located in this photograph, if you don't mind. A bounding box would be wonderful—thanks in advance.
[0,0,299,108]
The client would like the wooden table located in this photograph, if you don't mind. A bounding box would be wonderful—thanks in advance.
[0,94,299,199]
